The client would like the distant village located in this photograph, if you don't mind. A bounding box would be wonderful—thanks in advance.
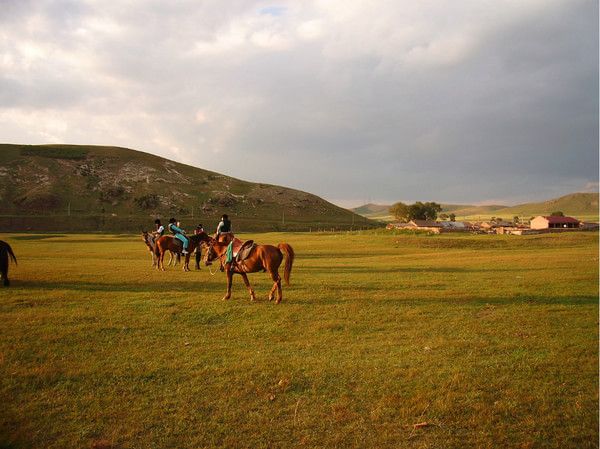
[386,215,599,235]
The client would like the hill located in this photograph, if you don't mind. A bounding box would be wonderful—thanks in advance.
[352,193,599,222]
[0,144,375,232]
[351,203,391,215]
[492,193,599,220]
[352,202,508,222]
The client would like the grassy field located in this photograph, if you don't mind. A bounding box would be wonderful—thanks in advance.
[0,231,597,449]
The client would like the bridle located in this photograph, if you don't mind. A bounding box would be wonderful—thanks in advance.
[203,240,225,276]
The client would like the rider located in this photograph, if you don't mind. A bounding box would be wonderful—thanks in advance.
[154,219,165,237]
[216,214,232,237]
[168,217,189,255]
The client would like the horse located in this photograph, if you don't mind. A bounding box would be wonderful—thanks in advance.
[204,237,294,304]
[0,240,17,287]
[155,232,210,271]
[141,232,179,268]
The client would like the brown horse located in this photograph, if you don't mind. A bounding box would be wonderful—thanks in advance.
[0,240,17,287]
[204,238,294,303]
[156,232,210,271]
[141,232,179,268]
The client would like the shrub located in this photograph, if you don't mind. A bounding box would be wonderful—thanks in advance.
[134,194,160,210]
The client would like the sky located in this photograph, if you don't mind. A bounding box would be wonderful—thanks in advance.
[0,0,598,207]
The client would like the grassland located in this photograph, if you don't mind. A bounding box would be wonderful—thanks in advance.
[0,231,597,449]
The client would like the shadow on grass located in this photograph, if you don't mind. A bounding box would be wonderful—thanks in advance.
[300,265,551,274]
[306,292,599,307]
[10,234,66,240]
[7,279,217,293]
[3,278,597,308]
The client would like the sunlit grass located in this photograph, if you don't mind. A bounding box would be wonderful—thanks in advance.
[0,231,597,448]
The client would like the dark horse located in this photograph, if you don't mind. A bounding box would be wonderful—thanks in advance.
[204,238,294,304]
[155,232,211,271]
[0,240,17,286]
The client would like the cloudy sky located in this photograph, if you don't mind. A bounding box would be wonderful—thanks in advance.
[1,0,598,207]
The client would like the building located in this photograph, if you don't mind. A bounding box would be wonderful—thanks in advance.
[439,221,468,231]
[386,222,412,230]
[530,215,580,230]
[407,220,443,233]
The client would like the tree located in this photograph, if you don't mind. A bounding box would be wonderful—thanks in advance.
[407,201,442,221]
[449,213,456,222]
[389,202,410,221]
[439,213,449,221]
[550,211,564,217]
[390,201,442,221]
[513,216,520,224]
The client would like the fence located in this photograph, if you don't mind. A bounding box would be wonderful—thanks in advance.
[0,213,380,233]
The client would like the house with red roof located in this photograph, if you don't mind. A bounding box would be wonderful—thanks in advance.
[530,215,580,230]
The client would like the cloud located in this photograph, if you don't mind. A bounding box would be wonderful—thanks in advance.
[0,0,597,206]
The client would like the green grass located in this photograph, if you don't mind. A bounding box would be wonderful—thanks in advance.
[0,232,597,448]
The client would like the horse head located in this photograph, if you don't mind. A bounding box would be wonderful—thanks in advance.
[203,237,218,266]
[141,231,154,249]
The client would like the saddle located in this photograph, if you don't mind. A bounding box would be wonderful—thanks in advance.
[228,238,255,263]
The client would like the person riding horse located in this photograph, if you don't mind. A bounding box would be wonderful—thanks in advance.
[216,214,232,239]
[154,218,165,237]
[168,218,189,255]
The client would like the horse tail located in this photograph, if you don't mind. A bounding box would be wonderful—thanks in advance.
[277,243,294,285]
[1,241,16,265]
[7,244,16,265]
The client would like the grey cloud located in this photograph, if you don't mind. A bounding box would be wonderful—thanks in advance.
[0,0,596,206]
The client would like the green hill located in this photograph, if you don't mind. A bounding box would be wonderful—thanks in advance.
[351,203,390,215]
[0,144,375,232]
[492,193,599,220]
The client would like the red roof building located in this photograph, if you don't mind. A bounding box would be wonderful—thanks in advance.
[530,215,580,230]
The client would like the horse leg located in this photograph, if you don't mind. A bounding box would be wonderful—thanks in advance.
[268,270,282,303]
[183,253,190,272]
[222,268,233,301]
[239,272,256,302]
[159,250,166,271]
[195,248,201,270]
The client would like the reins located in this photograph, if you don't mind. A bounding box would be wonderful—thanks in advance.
[205,242,226,276]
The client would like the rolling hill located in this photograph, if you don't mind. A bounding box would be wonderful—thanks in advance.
[0,144,375,232]
[491,193,599,220]
[351,202,509,221]
[352,193,599,222]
